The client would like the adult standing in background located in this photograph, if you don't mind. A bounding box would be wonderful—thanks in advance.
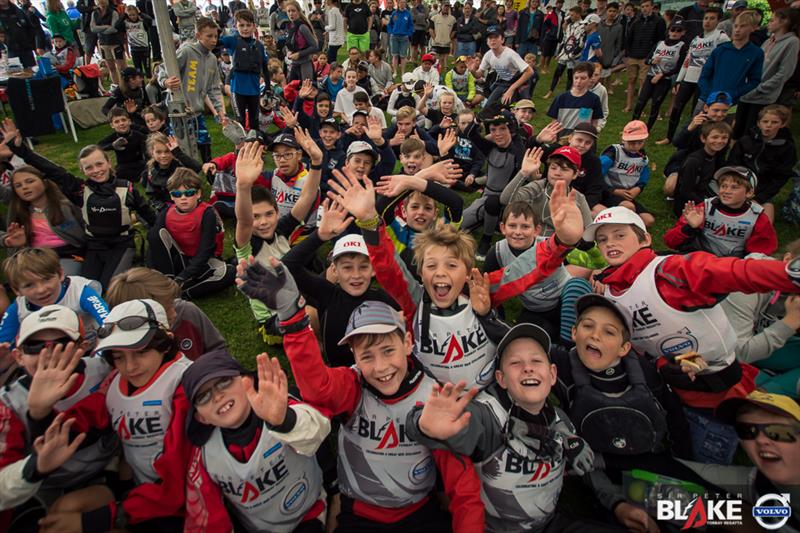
[91,0,125,87]
[344,0,371,53]
[718,0,748,38]
[455,2,481,58]
[517,0,544,59]
[369,1,382,50]
[46,0,80,48]
[309,0,326,50]
[324,0,345,63]
[20,0,47,55]
[477,0,498,53]
[0,0,37,67]
[388,0,414,77]
[257,0,271,28]
[676,0,708,43]
[623,0,665,113]
[410,0,429,63]
[137,0,161,61]
[285,0,319,82]
[430,2,456,70]
[502,0,518,43]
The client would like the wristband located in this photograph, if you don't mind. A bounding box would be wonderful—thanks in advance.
[310,162,322,170]
[355,214,381,230]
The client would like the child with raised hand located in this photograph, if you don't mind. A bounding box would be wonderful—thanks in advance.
[181,350,331,532]
[146,168,235,299]
[0,248,108,346]
[0,306,114,525]
[584,206,800,463]
[282,200,401,367]
[233,132,322,343]
[25,299,193,532]
[98,108,148,183]
[236,259,485,532]
[328,169,586,390]
[596,120,655,227]
[141,132,203,213]
[665,166,777,258]
[105,267,225,361]
[406,324,616,533]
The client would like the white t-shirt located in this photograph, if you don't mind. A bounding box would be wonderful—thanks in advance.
[334,86,369,118]
[479,46,529,83]
[347,106,388,127]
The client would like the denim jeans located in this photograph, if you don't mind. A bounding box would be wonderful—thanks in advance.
[517,41,539,58]
[455,40,476,58]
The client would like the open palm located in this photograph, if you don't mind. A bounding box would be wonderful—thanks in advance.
[327,168,378,221]
[243,354,289,427]
[235,142,265,186]
[550,180,583,246]
[418,382,479,441]
[27,342,84,420]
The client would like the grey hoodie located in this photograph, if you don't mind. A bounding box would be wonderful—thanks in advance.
[741,31,800,105]
[160,41,224,115]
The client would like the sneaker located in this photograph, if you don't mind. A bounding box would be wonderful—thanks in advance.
[476,238,491,262]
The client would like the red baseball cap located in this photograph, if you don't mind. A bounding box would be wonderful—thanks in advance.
[421,53,435,63]
[549,146,582,169]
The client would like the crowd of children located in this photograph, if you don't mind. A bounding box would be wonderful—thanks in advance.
[1,1,800,532]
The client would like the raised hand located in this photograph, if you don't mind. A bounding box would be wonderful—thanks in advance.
[34,413,86,475]
[535,121,564,144]
[376,174,412,197]
[327,168,378,221]
[293,126,323,164]
[166,135,180,151]
[423,83,434,98]
[520,147,544,179]
[437,127,457,156]
[279,105,299,129]
[468,268,491,316]
[298,79,314,100]
[111,137,128,150]
[418,158,462,185]
[242,354,288,427]
[236,256,303,320]
[4,222,27,248]
[440,116,453,130]
[417,381,479,441]
[550,180,583,247]
[317,198,354,241]
[366,115,384,143]
[234,141,265,188]
[124,98,138,113]
[27,342,85,420]
[201,162,217,175]
[682,201,705,229]
[389,130,406,147]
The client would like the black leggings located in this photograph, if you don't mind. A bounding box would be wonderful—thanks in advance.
[327,44,341,63]
[130,48,151,78]
[633,75,672,131]
[666,80,697,141]
[733,101,764,140]
[234,93,260,131]
[82,242,136,289]
[549,63,573,92]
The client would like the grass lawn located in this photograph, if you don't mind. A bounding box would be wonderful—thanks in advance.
[19,58,800,374]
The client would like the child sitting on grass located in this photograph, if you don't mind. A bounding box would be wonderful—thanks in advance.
[665,166,777,258]
[596,120,655,227]
[142,132,203,213]
[98,108,147,183]
[671,120,731,216]
[0,248,108,346]
[147,168,234,299]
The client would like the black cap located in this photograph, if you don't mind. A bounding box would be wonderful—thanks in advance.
[319,117,340,130]
[496,323,552,362]
[575,294,632,336]
[357,60,369,71]
[486,25,503,37]
[669,19,686,30]
[573,122,598,139]
[121,66,143,80]
[182,350,245,445]
[268,132,300,150]
[351,109,370,120]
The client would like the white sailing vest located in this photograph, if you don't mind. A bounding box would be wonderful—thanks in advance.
[0,357,116,489]
[474,394,566,533]
[604,144,649,190]
[16,276,104,331]
[271,169,308,218]
[413,295,497,389]
[105,356,192,484]
[495,239,570,312]
[604,256,737,373]
[647,40,685,78]
[683,30,728,83]
[699,199,762,258]
[202,421,324,533]
[337,370,438,508]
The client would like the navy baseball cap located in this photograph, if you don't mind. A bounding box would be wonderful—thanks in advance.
[268,133,300,150]
[486,25,503,37]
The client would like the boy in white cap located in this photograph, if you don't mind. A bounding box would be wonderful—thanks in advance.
[26,299,193,532]
[0,305,113,527]
[236,260,486,532]
[583,205,800,463]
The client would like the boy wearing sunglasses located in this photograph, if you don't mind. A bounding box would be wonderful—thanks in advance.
[24,299,193,532]
[180,350,331,531]
[147,168,235,299]
[0,305,114,526]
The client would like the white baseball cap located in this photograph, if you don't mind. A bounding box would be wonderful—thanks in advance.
[583,13,601,24]
[402,72,416,90]
[18,305,83,346]
[332,234,369,260]
[94,299,170,354]
[582,206,647,242]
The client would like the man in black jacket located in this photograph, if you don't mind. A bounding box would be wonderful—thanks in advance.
[516,0,544,58]
[623,0,665,112]
[0,0,37,67]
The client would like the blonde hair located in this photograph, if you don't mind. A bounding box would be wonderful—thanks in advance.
[413,222,476,274]
[167,168,203,191]
[735,9,760,28]
[3,248,61,290]
[146,132,171,170]
[105,267,180,311]
[396,106,417,122]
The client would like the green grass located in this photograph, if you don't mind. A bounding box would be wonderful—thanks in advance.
[23,58,800,373]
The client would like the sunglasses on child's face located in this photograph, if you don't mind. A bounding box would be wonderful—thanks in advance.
[97,316,162,339]
[170,189,197,198]
[735,422,800,443]
[193,376,235,407]
[20,336,74,355]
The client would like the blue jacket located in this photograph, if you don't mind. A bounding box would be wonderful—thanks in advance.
[698,41,764,103]
[387,9,414,37]
[220,34,270,96]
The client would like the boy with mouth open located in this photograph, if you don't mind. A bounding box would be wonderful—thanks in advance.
[237,261,485,533]
[329,171,586,390]
[584,206,800,463]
